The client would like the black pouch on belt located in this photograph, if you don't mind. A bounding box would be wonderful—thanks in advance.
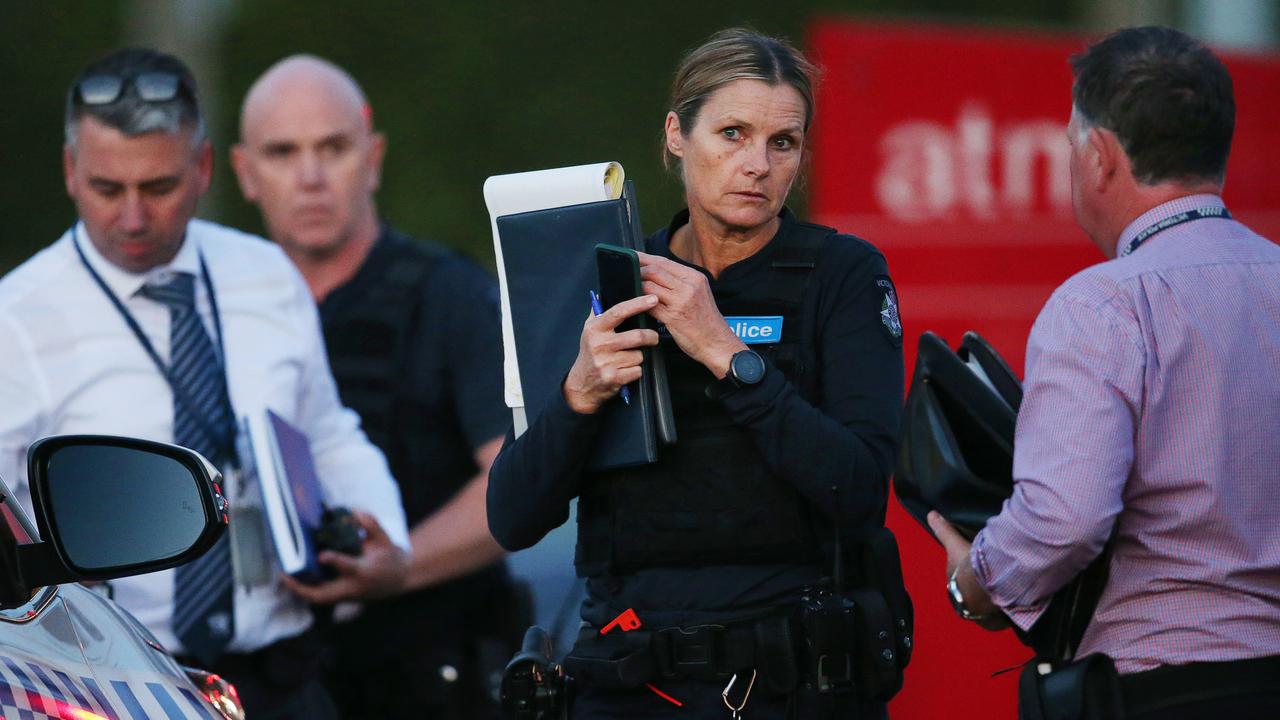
[1017,654,1124,720]
[849,588,901,701]
[753,615,800,697]
[563,628,654,690]
[840,527,914,702]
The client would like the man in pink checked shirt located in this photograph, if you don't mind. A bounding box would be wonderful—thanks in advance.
[928,26,1280,719]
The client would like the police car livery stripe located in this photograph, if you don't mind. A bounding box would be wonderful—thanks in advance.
[109,675,191,720]
[2,656,57,716]
[0,651,207,720]
[178,687,220,720]
[81,676,119,718]
[0,670,15,709]
[0,659,69,718]
[112,679,150,719]
[29,665,77,709]
[146,682,189,719]
[52,669,98,714]
[104,673,194,720]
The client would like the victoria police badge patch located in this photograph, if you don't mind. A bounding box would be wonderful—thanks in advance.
[876,276,903,345]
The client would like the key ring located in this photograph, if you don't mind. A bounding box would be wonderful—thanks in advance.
[722,669,757,719]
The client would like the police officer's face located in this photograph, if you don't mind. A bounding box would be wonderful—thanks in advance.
[233,76,384,259]
[63,117,212,273]
[666,79,806,234]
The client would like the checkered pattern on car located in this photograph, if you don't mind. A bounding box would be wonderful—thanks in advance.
[0,653,218,719]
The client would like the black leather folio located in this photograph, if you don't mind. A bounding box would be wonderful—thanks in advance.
[497,190,660,470]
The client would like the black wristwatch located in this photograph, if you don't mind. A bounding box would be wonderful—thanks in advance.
[705,349,767,400]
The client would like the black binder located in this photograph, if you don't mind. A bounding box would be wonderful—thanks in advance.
[497,183,673,470]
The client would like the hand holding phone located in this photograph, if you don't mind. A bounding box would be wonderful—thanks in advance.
[595,244,649,331]
[561,245,659,415]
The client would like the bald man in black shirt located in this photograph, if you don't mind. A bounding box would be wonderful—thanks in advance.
[233,55,520,719]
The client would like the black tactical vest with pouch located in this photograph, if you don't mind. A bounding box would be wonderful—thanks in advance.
[574,220,835,577]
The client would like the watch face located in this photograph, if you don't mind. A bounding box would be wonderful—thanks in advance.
[732,350,766,385]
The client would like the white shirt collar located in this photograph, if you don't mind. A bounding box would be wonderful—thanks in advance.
[72,220,203,299]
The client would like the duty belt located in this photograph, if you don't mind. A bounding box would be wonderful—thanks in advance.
[565,613,800,696]
[653,617,797,688]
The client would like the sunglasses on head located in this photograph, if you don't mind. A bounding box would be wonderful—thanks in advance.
[75,72,185,106]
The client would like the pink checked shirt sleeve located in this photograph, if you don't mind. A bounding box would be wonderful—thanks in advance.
[971,280,1143,630]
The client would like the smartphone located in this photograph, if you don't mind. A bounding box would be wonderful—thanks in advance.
[595,244,648,332]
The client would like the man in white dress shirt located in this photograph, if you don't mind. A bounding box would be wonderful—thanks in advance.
[0,48,410,719]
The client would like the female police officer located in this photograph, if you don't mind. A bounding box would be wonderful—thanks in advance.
[489,28,906,719]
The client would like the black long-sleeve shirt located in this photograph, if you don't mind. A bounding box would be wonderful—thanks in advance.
[488,210,904,627]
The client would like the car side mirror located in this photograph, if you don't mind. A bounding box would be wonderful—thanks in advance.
[0,435,229,607]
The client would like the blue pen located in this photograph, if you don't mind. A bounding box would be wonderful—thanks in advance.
[590,290,631,405]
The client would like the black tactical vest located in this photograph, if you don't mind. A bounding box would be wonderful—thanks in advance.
[320,229,451,525]
[322,229,529,662]
[575,220,837,577]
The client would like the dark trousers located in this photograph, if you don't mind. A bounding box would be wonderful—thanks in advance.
[321,574,529,720]
[572,681,887,719]
[221,677,338,720]
[1128,692,1280,720]
[325,642,502,720]
[1122,656,1280,720]
[177,629,336,720]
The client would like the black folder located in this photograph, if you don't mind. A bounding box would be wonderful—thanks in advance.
[497,184,671,470]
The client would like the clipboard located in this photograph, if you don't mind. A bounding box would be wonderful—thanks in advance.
[495,181,674,470]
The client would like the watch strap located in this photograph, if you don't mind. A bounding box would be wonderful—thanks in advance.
[947,567,993,622]
[704,349,764,401]
[705,369,741,401]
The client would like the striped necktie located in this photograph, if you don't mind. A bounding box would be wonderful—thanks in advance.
[138,272,236,665]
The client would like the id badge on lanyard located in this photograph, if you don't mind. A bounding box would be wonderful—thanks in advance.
[228,423,275,588]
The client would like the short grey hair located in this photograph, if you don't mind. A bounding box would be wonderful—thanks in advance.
[65,48,206,153]
[1070,105,1091,145]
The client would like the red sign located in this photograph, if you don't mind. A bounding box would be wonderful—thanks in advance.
[808,20,1280,719]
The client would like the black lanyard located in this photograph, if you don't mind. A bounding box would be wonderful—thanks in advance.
[72,226,236,458]
[1120,206,1231,258]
